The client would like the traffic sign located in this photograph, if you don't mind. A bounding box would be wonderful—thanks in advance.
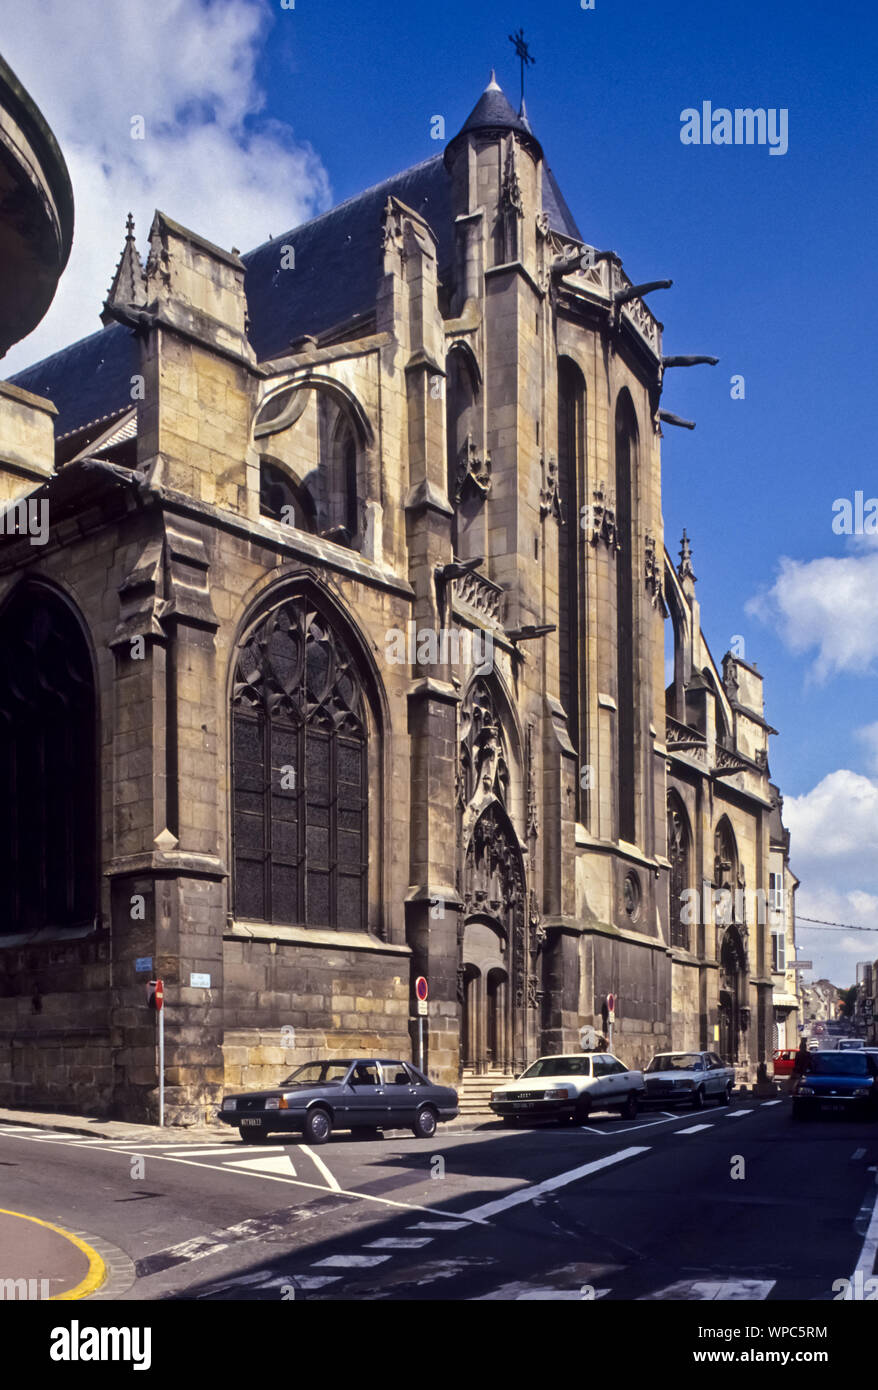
[415,976,429,1002]
[606,993,615,1013]
[417,999,428,1017]
[148,979,164,1011]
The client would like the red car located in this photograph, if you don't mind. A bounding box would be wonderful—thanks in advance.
[772,1048,798,1078]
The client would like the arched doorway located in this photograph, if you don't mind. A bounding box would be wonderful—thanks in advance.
[461,916,509,1072]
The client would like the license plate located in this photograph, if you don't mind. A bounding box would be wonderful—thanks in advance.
[241,1118,263,1127]
[516,1102,535,1110]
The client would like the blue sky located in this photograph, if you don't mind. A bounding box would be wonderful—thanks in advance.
[3,0,877,984]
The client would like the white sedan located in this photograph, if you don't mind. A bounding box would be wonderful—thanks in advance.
[642,1051,734,1109]
[490,1053,645,1125]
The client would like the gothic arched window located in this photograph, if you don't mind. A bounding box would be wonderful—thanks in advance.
[558,357,586,818]
[0,587,97,934]
[667,793,690,949]
[615,390,638,843]
[259,459,316,532]
[231,595,368,930]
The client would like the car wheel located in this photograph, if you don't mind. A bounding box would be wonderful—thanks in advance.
[720,1083,733,1106]
[303,1107,332,1144]
[412,1105,438,1139]
[690,1087,705,1111]
[621,1092,639,1120]
[239,1126,269,1144]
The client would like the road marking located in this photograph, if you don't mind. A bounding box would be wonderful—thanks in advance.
[408,1220,470,1232]
[852,1177,878,1280]
[312,1253,392,1268]
[300,1143,342,1192]
[0,1208,106,1300]
[761,1100,783,1107]
[852,1148,867,1161]
[160,1146,241,1156]
[675,1125,713,1135]
[364,1236,434,1250]
[223,1154,297,1176]
[459,1147,650,1223]
[725,1109,751,1117]
[294,1275,342,1289]
[639,1278,775,1301]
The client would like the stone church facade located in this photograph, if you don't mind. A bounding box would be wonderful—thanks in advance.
[0,68,795,1122]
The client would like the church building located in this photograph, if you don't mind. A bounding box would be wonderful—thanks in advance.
[0,65,796,1121]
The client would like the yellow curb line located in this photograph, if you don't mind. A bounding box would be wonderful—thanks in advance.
[0,1208,106,1300]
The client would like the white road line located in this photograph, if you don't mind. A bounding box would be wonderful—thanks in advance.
[852,1178,878,1280]
[159,1146,241,1156]
[364,1237,434,1250]
[761,1100,783,1107]
[312,1253,392,1269]
[294,1275,342,1289]
[300,1143,342,1192]
[223,1154,298,1176]
[407,1220,470,1232]
[725,1109,751,1117]
[675,1124,713,1135]
[459,1146,650,1223]
[852,1148,866,1161]
[639,1278,775,1301]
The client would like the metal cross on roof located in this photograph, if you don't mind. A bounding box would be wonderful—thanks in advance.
[507,28,535,108]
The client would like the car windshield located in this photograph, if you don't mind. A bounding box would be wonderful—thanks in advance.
[520,1057,590,1078]
[647,1054,702,1072]
[281,1061,353,1085]
[809,1054,871,1076]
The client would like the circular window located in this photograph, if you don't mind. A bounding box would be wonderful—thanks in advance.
[623,871,641,921]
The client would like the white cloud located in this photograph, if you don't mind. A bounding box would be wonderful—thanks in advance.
[746,551,878,681]
[784,771,878,986]
[1,0,331,374]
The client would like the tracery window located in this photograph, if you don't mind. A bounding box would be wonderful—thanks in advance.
[667,793,690,949]
[0,588,97,934]
[232,596,368,930]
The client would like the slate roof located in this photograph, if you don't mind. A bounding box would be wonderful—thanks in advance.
[9,132,583,438]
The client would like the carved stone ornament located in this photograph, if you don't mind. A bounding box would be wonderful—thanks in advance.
[526,721,539,839]
[380,197,406,257]
[454,432,492,502]
[644,532,665,611]
[587,481,618,550]
[500,141,524,218]
[539,454,563,522]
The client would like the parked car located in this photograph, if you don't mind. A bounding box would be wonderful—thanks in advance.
[791,1051,878,1120]
[837,1038,865,1051]
[218,1058,459,1143]
[489,1053,644,1125]
[642,1051,735,1109]
[772,1048,798,1079]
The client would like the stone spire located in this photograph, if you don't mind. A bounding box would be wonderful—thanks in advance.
[678,528,697,583]
[101,213,147,326]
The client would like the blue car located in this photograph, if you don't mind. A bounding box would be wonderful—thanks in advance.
[792,1050,878,1120]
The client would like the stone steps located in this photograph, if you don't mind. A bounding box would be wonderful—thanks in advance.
[458,1069,515,1113]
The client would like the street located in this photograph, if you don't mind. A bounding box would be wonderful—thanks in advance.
[2,1095,876,1303]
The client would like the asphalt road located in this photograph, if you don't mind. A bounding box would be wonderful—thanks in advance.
[2,1095,876,1302]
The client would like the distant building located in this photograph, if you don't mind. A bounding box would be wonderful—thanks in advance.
[1,69,796,1121]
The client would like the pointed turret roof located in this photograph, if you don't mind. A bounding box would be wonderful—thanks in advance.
[446,70,543,164]
[101,213,146,326]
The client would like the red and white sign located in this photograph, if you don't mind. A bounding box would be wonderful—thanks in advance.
[148,979,164,1012]
[415,976,429,1002]
[606,993,615,1014]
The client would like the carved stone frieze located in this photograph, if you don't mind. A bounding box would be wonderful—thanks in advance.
[454,432,492,502]
[539,453,562,522]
